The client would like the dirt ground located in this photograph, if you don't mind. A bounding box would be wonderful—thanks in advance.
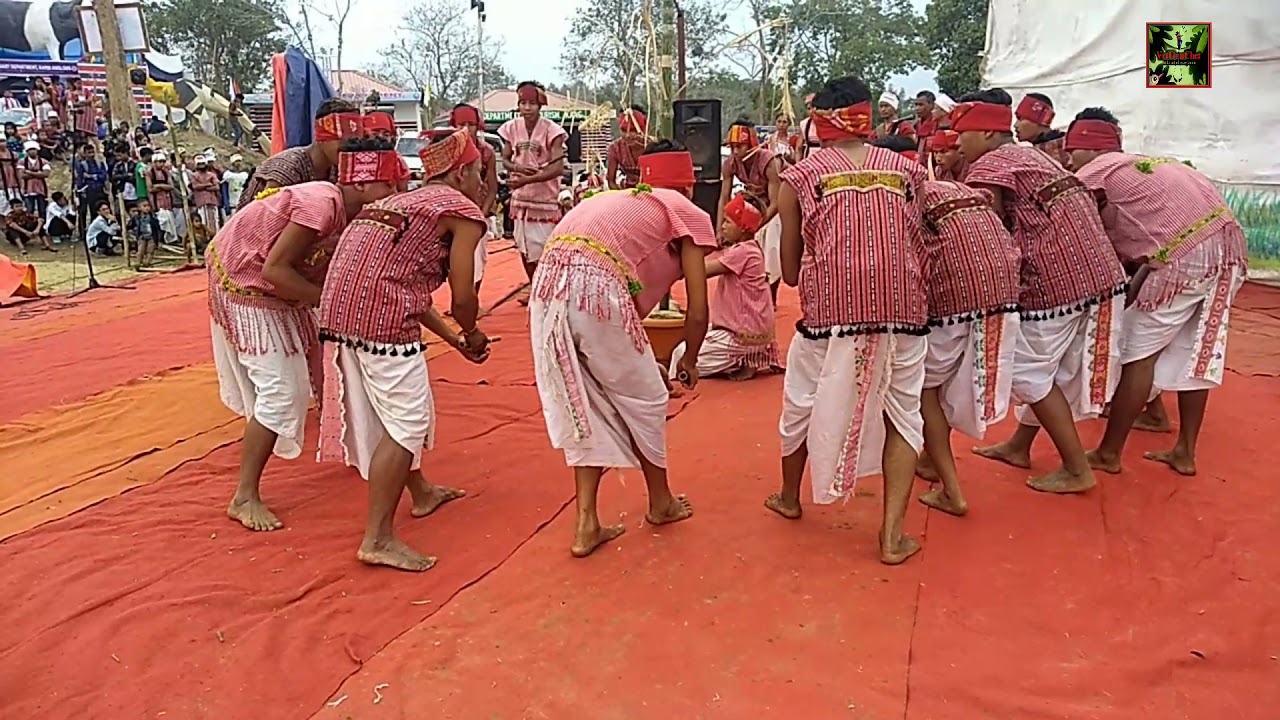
[5,240,196,293]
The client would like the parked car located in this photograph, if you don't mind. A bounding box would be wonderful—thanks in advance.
[400,129,505,186]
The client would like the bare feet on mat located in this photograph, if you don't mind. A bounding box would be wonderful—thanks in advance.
[570,524,626,558]
[726,366,756,382]
[914,454,940,482]
[411,485,466,518]
[358,539,437,572]
[1144,448,1197,476]
[972,441,1032,469]
[227,497,283,532]
[646,494,694,525]
[880,535,921,565]
[1084,449,1122,475]
[1026,467,1096,494]
[764,493,802,519]
[918,488,968,517]
[1134,411,1173,433]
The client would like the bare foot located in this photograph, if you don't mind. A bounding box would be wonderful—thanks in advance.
[880,535,921,565]
[570,524,626,558]
[726,366,756,382]
[1084,449,1122,475]
[764,492,802,520]
[646,494,694,525]
[411,485,466,518]
[357,538,437,572]
[1134,411,1173,433]
[972,441,1032,469]
[918,488,968,517]
[915,454,940,482]
[517,296,530,307]
[1144,448,1197,476]
[1026,467,1096,494]
[227,497,284,532]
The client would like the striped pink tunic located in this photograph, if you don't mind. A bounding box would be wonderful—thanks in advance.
[237,147,316,210]
[964,143,1125,317]
[919,180,1021,322]
[730,149,778,203]
[779,146,931,337]
[1074,151,1247,310]
[319,183,486,352]
[498,117,567,223]
[531,188,718,350]
[206,182,348,356]
[710,240,780,369]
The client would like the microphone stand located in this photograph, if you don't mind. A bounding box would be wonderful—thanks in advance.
[69,183,134,298]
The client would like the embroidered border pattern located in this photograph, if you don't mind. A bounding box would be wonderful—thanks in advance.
[815,170,908,200]
[923,194,989,231]
[546,234,644,296]
[1033,174,1086,213]
[350,206,410,242]
[1153,206,1228,263]
[1087,297,1114,407]
[1191,268,1235,380]
[980,313,1004,422]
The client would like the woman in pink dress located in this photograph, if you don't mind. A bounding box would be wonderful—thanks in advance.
[529,141,719,558]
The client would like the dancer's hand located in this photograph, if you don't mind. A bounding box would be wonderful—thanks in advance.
[676,354,699,390]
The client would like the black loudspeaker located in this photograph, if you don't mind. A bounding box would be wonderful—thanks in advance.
[691,180,721,222]
[673,99,722,182]
[565,123,583,163]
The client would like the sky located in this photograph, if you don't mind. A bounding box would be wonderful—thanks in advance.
[320,0,938,93]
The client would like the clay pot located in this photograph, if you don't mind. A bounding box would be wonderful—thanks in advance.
[643,315,686,366]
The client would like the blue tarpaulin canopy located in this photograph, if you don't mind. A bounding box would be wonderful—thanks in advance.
[280,47,335,148]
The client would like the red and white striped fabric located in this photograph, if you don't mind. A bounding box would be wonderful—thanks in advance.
[76,61,153,119]
[729,148,777,202]
[779,145,931,337]
[919,180,1022,321]
[711,240,774,341]
[319,183,486,351]
[206,181,348,356]
[606,137,643,188]
[964,143,1125,315]
[532,187,719,319]
[237,146,316,210]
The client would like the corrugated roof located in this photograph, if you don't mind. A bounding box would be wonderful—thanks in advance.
[329,70,405,97]
[461,88,597,112]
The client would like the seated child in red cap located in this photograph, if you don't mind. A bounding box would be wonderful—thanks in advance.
[668,191,781,382]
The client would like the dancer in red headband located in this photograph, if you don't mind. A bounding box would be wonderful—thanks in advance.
[317,130,491,571]
[236,98,361,210]
[208,137,401,533]
[606,104,648,189]
[767,76,931,566]
[954,89,1126,495]
[718,119,784,305]
[363,111,412,191]
[528,138,717,558]
[451,103,500,293]
[875,135,1021,517]
[668,191,782,382]
[1066,107,1249,478]
[1013,93,1068,167]
[928,129,967,181]
[497,80,567,294]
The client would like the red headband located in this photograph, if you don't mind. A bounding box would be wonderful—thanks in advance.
[724,193,763,235]
[810,102,874,141]
[363,112,396,135]
[949,102,1013,133]
[619,109,647,134]
[725,124,758,147]
[1016,96,1055,126]
[420,129,481,179]
[929,130,959,151]
[314,112,363,142]
[1064,119,1122,152]
[901,150,919,163]
[450,105,484,130]
[638,151,696,190]
[337,149,402,185]
[517,85,547,106]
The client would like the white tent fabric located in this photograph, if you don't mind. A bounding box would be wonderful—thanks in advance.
[982,1,1280,188]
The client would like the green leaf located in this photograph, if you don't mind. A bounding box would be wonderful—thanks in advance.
[1196,30,1208,53]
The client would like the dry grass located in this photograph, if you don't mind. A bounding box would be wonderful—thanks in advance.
[8,127,262,293]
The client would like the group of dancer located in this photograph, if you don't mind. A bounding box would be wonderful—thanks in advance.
[206,73,1246,571]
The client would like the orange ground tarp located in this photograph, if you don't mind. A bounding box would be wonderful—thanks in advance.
[0,253,38,305]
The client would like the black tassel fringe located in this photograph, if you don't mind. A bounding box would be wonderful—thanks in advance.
[319,330,424,357]
[1018,283,1127,322]
[796,320,932,340]
[926,303,1021,328]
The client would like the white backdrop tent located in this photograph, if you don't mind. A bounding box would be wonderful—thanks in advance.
[982,1,1280,262]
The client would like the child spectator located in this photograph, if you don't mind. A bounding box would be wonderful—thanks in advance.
[128,197,162,266]
[85,200,120,256]
[44,191,74,244]
[20,140,50,218]
[191,155,222,232]
[6,197,53,253]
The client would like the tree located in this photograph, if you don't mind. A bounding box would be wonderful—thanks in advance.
[372,0,512,114]
[783,0,927,95]
[146,0,287,91]
[560,0,727,102]
[687,70,759,124]
[924,0,988,98]
[280,0,357,88]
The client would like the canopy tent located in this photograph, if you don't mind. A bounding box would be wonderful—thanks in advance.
[982,1,1280,261]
